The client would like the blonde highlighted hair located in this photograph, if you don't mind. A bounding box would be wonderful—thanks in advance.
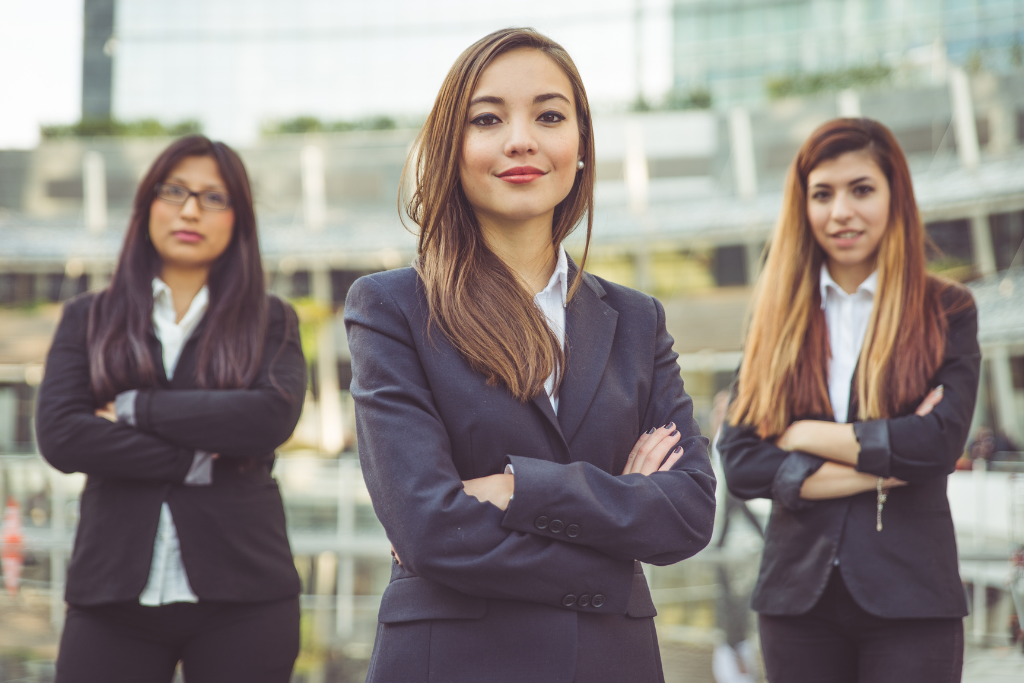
[729,118,961,438]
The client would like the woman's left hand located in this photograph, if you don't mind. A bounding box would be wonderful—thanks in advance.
[94,401,117,422]
[462,473,515,511]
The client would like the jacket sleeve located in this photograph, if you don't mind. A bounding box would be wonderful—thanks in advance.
[853,299,980,482]
[35,296,195,482]
[499,296,717,566]
[345,275,635,614]
[128,298,307,457]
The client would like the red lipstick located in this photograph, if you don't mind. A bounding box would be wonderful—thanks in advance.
[497,166,546,184]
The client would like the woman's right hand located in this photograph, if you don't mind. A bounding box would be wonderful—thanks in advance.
[621,423,684,475]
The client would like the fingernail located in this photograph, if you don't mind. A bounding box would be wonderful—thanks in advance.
[672,446,682,454]
[936,385,944,393]
[646,427,656,434]
[661,423,671,429]
[670,430,678,437]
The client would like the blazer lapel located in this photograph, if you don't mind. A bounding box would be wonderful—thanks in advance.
[146,330,170,388]
[556,268,618,447]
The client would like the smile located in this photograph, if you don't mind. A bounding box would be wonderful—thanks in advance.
[496,166,546,184]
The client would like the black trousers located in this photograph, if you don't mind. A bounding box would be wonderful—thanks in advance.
[55,596,300,683]
[758,570,963,683]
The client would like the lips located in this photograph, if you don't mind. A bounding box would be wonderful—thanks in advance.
[497,166,546,184]
[829,229,864,248]
[172,230,203,243]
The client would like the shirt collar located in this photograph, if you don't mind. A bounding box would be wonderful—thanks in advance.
[819,263,878,309]
[537,247,570,308]
[151,277,210,325]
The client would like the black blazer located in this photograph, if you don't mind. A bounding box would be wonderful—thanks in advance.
[719,288,980,619]
[344,265,716,683]
[36,292,306,606]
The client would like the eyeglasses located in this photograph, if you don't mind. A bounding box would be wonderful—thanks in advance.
[154,183,232,211]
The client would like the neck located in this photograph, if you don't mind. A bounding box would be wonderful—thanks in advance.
[159,263,210,323]
[826,257,875,295]
[477,211,558,294]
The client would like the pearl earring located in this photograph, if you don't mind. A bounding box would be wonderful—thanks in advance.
[577,160,585,170]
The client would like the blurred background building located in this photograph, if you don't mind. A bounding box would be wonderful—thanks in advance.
[2,1,1024,682]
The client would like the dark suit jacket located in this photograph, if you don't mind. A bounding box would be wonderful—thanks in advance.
[35,292,306,606]
[719,289,980,619]
[344,265,716,683]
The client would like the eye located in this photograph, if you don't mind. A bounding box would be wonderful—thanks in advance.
[470,114,501,127]
[538,111,566,124]
[811,189,832,201]
[852,184,874,197]
[162,184,188,199]
[203,191,229,207]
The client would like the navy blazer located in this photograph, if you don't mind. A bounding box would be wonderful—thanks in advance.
[719,287,979,619]
[345,265,716,683]
[36,293,305,605]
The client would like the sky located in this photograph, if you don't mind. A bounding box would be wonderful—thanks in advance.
[0,0,673,148]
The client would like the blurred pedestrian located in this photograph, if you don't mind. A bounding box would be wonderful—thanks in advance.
[345,27,716,683]
[36,136,307,683]
[718,118,979,683]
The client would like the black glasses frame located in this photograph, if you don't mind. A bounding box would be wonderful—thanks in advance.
[154,183,232,211]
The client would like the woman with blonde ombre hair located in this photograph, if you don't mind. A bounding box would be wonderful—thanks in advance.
[345,27,715,683]
[719,118,979,682]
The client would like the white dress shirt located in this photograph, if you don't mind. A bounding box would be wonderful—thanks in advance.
[137,278,210,606]
[819,264,877,424]
[534,247,569,413]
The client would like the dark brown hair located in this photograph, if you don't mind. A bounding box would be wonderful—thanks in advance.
[729,118,963,437]
[88,135,271,402]
[402,27,595,402]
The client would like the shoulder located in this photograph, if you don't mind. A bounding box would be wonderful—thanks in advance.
[345,268,421,313]
[583,271,661,320]
[266,293,298,327]
[928,275,976,324]
[59,291,99,327]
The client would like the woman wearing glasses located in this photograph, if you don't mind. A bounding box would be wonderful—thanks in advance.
[36,135,306,683]
[718,119,979,682]
[345,28,715,682]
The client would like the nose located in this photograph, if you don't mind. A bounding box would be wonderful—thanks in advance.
[179,194,201,220]
[503,117,538,157]
[831,190,855,224]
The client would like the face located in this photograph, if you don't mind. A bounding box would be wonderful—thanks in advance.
[459,48,582,228]
[148,155,235,272]
[806,150,891,272]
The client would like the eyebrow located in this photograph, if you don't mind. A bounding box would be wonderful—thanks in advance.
[167,176,226,191]
[810,176,873,189]
[468,92,572,107]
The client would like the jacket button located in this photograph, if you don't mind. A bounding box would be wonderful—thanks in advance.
[549,519,564,533]
[578,594,591,607]
[535,516,549,530]
[566,524,580,538]
[592,594,605,608]
[562,594,576,607]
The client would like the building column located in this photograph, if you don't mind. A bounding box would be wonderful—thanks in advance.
[312,265,343,455]
[335,459,356,639]
[728,107,757,201]
[987,345,1023,445]
[970,211,997,277]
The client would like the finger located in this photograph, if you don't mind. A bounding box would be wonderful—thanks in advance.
[623,427,657,475]
[640,430,681,476]
[658,446,685,472]
[915,385,944,417]
[630,423,675,474]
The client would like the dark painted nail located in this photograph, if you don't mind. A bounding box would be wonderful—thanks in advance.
[670,430,678,437]
[660,423,670,429]
[672,446,682,454]
[646,427,656,434]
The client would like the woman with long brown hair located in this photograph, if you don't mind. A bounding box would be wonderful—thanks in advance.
[344,28,716,683]
[719,118,979,682]
[36,135,306,682]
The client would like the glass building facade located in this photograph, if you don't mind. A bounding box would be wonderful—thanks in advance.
[672,0,1024,107]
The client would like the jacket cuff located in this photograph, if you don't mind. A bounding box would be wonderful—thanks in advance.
[133,389,153,432]
[113,390,138,426]
[853,419,891,477]
[501,455,584,542]
[771,451,826,511]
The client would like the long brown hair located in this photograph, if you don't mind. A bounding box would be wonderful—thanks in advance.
[729,118,959,438]
[88,135,272,402]
[402,28,595,402]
